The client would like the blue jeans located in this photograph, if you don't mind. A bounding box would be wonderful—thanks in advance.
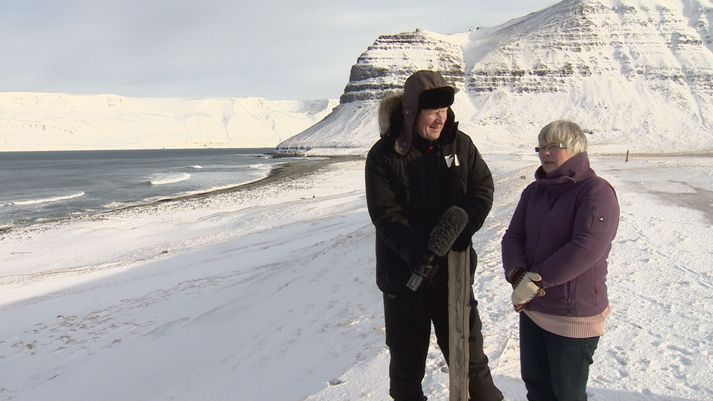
[519,313,599,401]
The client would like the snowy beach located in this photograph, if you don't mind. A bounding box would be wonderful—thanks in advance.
[0,153,711,401]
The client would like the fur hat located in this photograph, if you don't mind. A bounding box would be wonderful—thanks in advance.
[417,86,455,110]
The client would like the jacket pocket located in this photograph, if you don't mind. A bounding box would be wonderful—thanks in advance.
[566,278,578,314]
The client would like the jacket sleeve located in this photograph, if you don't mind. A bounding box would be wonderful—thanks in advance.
[365,145,418,264]
[460,137,494,237]
[533,181,620,287]
[501,185,533,281]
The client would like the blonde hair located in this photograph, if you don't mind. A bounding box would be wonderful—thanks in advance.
[538,120,587,155]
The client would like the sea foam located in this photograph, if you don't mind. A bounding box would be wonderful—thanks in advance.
[149,173,191,186]
[4,192,86,206]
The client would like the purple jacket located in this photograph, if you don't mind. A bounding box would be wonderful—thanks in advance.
[501,152,619,317]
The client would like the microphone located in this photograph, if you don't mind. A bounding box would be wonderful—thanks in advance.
[406,206,469,291]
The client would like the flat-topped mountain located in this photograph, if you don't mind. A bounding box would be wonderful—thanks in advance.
[281,0,713,154]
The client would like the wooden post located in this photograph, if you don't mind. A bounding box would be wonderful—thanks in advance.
[448,250,470,401]
[625,149,629,162]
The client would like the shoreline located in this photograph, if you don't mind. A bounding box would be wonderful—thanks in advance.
[0,155,364,235]
[235,155,363,190]
[139,154,363,204]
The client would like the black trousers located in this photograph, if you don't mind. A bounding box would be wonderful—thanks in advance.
[383,282,503,401]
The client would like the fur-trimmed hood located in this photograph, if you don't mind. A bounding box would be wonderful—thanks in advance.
[378,91,404,137]
[377,70,455,156]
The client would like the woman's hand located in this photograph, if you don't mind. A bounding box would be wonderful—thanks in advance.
[512,272,546,311]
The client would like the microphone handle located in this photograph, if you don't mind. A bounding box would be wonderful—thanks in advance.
[406,254,436,291]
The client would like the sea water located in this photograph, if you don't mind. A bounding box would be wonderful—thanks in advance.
[0,149,291,228]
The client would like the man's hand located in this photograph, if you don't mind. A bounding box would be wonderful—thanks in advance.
[512,272,545,312]
[406,250,436,291]
[409,251,433,272]
[450,230,471,252]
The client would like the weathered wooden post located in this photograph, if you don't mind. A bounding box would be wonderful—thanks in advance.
[448,249,470,401]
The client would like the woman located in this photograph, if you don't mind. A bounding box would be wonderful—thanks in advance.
[501,120,620,401]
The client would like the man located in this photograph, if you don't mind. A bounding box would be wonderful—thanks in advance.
[365,70,503,401]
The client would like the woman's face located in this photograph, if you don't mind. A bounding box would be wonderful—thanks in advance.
[538,142,573,174]
[415,108,448,141]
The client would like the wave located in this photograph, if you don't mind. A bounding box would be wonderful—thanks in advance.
[249,162,285,170]
[191,165,203,169]
[103,170,274,211]
[149,173,191,186]
[102,201,129,209]
[196,164,249,170]
[4,192,86,207]
[179,179,264,196]
[168,165,277,197]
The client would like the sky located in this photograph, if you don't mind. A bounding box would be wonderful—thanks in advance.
[1,0,561,100]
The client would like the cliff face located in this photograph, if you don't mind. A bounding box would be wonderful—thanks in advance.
[282,0,713,154]
[339,29,467,103]
[467,0,713,96]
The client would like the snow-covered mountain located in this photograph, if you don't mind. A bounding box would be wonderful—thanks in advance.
[0,93,337,151]
[280,0,713,154]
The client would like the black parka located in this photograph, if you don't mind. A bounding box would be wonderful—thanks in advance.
[365,97,494,295]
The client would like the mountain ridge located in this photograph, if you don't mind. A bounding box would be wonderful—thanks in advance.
[280,0,713,154]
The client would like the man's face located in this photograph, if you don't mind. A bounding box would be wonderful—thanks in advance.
[415,107,447,141]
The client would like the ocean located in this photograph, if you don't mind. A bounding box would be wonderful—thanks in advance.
[0,148,294,228]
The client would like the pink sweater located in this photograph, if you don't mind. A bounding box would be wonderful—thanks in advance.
[524,305,611,339]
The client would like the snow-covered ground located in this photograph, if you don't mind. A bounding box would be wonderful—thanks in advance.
[1,153,711,401]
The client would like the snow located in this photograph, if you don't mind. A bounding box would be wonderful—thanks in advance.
[0,93,338,151]
[281,0,713,155]
[2,1,713,398]
[1,153,711,401]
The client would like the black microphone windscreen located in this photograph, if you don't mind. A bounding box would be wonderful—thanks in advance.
[427,206,469,257]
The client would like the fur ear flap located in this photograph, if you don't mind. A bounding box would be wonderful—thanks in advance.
[378,92,403,137]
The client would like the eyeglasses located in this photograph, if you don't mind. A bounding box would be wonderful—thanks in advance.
[535,143,567,153]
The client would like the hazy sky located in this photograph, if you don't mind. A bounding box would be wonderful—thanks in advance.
[1,0,561,100]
